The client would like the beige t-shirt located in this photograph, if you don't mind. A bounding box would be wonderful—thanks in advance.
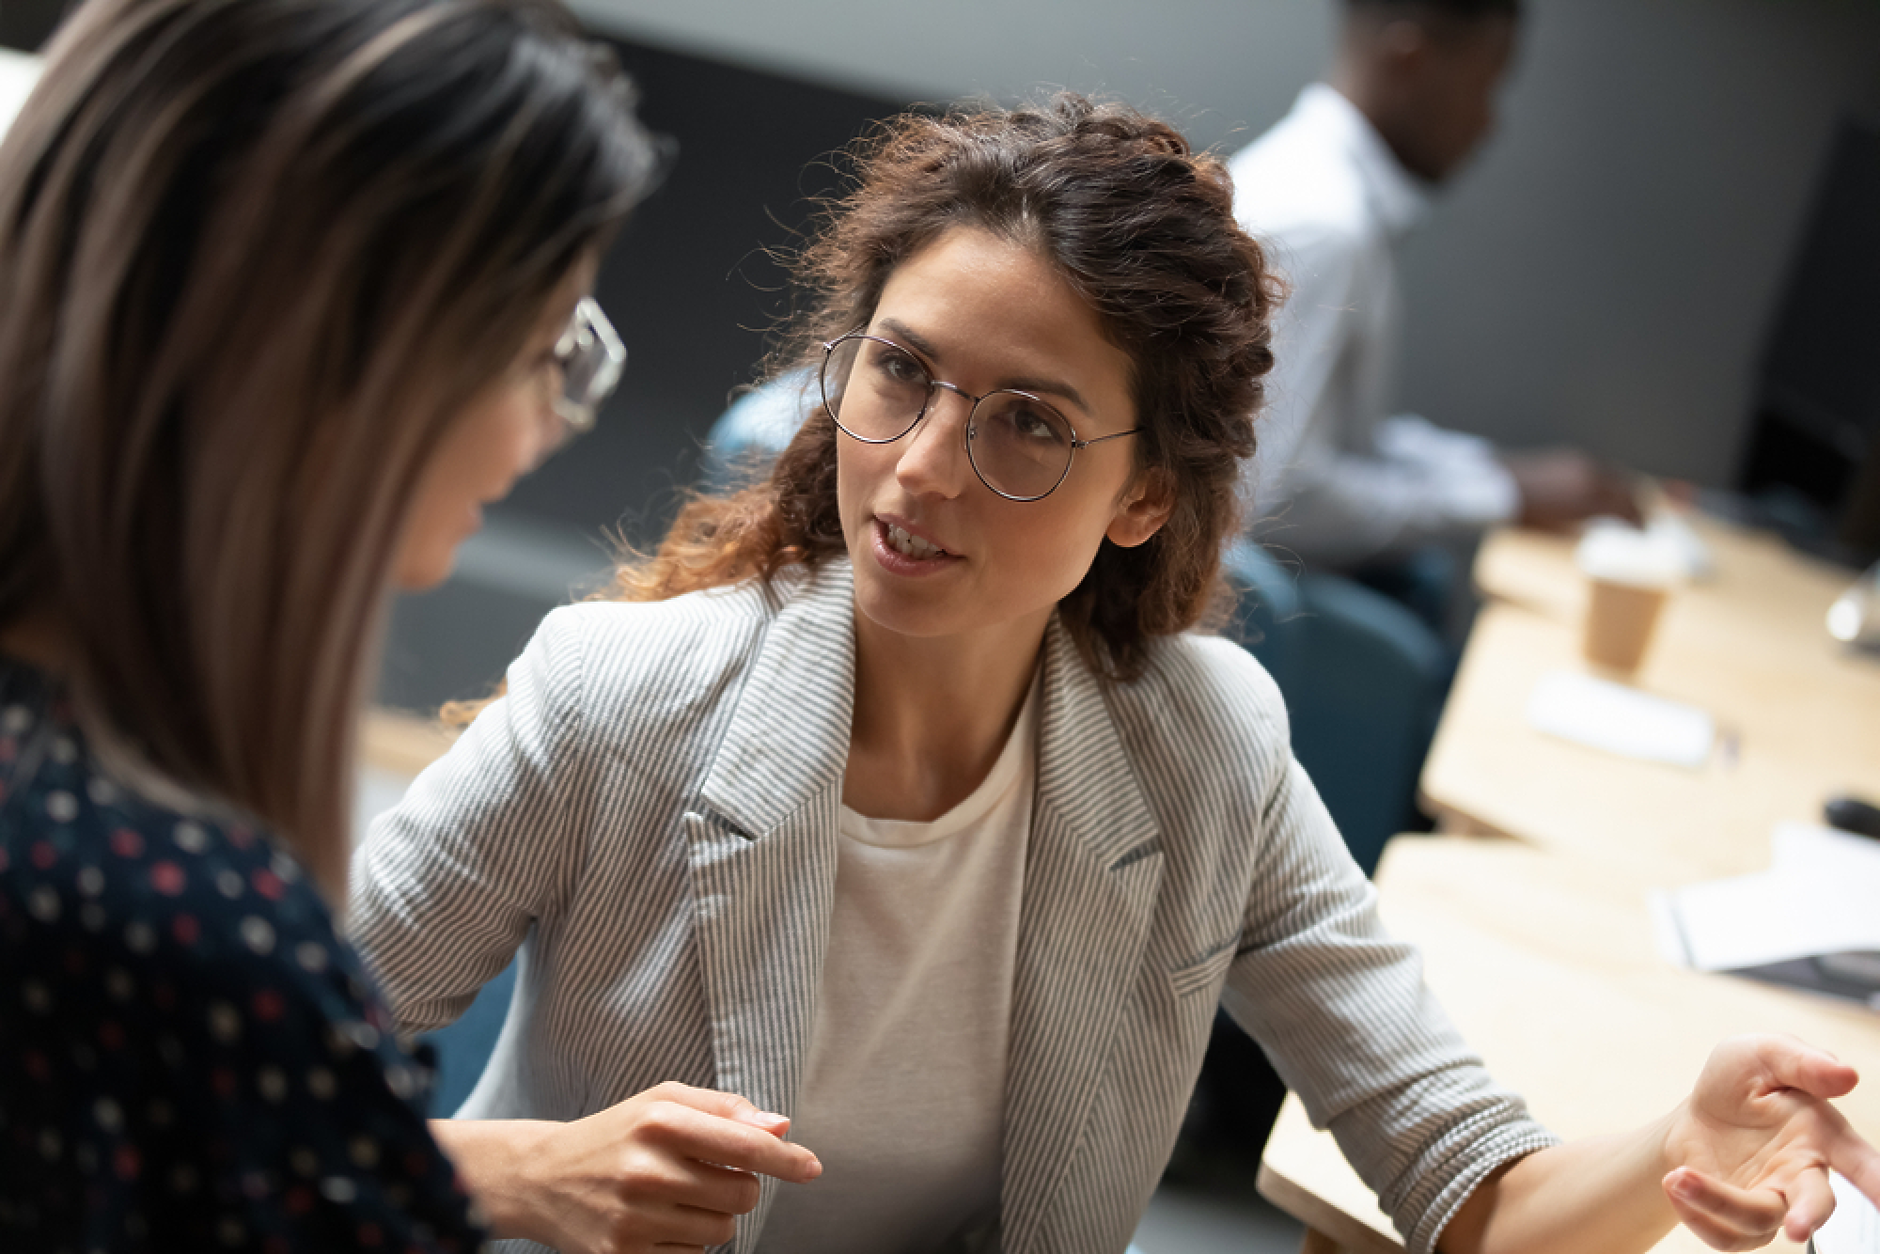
[760,679,1038,1253]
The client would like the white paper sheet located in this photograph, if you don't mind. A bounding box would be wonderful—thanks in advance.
[1651,824,1880,1009]
[1526,670,1714,768]
[1814,1170,1880,1254]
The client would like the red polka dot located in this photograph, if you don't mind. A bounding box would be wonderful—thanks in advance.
[30,841,57,869]
[358,1223,383,1247]
[63,949,86,977]
[265,1239,292,1254]
[149,861,186,895]
[212,1068,238,1099]
[252,868,286,901]
[285,1186,314,1215]
[23,1051,50,1082]
[113,1144,140,1181]
[99,1020,125,1051]
[171,914,200,946]
[229,826,254,850]
[252,989,286,1023]
[151,983,176,1011]
[109,829,144,859]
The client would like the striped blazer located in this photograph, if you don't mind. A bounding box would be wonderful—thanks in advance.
[349,560,1554,1254]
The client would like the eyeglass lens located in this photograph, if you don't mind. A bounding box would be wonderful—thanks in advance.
[821,334,1077,501]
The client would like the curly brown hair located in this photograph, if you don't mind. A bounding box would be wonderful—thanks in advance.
[606,92,1281,682]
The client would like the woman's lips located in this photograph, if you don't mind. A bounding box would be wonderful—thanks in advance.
[871,516,961,577]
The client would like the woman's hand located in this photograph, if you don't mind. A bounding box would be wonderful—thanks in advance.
[1660,1035,1880,1250]
[433,1082,822,1254]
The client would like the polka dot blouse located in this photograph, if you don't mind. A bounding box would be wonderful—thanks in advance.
[0,657,488,1253]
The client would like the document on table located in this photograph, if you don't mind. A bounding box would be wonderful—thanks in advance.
[1650,824,1880,1009]
[1526,671,1714,768]
[1812,1171,1880,1254]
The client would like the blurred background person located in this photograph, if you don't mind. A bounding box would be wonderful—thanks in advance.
[1230,0,1641,633]
[0,0,658,1248]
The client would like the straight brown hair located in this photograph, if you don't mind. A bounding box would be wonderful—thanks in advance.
[0,0,659,896]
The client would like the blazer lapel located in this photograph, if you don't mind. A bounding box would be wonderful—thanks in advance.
[684,564,857,1251]
[1001,621,1165,1251]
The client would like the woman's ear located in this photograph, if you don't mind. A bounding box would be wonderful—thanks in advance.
[1106,468,1175,549]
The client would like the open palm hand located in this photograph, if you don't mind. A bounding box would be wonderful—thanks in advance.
[1661,1035,1880,1250]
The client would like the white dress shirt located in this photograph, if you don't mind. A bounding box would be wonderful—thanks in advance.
[1230,84,1519,568]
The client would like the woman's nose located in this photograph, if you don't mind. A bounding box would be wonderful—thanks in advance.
[894,389,974,499]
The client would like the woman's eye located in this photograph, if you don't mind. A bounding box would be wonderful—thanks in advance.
[875,346,925,384]
[1009,405,1065,444]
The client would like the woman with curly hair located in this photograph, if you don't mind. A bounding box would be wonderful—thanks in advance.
[351,94,1876,1254]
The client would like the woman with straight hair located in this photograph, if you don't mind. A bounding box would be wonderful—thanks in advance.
[0,0,662,1248]
[352,94,1879,1254]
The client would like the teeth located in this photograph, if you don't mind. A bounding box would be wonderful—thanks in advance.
[886,523,944,559]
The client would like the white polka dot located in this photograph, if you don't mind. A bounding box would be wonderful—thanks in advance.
[348,1136,379,1169]
[170,1164,198,1194]
[289,1148,320,1178]
[217,1216,245,1246]
[49,737,78,764]
[71,1044,96,1072]
[45,791,78,823]
[21,981,51,1013]
[87,777,118,806]
[319,1176,357,1204]
[239,916,275,956]
[124,1214,147,1239]
[172,822,208,854]
[294,941,328,974]
[1,705,31,734]
[207,1002,242,1044]
[147,1100,173,1127]
[92,1098,122,1131]
[215,870,244,899]
[257,1068,287,1103]
[79,903,107,933]
[343,1021,380,1052]
[270,852,299,882]
[158,1036,185,1067]
[28,887,60,923]
[306,1068,337,1101]
[76,866,105,897]
[384,1065,416,1100]
[74,1141,98,1174]
[38,1128,61,1160]
[124,922,156,954]
[105,969,133,1002]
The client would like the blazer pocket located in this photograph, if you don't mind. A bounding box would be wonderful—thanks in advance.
[1168,935,1239,1000]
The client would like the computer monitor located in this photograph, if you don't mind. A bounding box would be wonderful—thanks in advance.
[1738,115,1880,563]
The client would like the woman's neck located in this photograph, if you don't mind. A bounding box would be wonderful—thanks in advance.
[842,606,1048,822]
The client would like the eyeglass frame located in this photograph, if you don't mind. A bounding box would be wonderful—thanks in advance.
[818,330,1144,503]
[550,296,627,435]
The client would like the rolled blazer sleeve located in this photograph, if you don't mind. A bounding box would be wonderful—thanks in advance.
[348,608,593,1033]
[1199,648,1555,1254]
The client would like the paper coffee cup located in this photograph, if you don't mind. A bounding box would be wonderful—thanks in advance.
[1576,526,1681,672]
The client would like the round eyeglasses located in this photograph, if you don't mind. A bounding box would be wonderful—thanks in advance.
[819,331,1142,503]
[550,296,627,436]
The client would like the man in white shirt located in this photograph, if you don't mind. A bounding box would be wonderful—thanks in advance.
[1231,0,1639,580]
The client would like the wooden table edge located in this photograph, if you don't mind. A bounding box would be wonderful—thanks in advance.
[1257,1159,1404,1254]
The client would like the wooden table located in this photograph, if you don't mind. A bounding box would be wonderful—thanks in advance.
[1420,517,1880,881]
[1261,516,1880,1252]
[1257,836,1880,1254]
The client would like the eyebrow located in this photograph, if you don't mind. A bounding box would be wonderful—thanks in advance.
[875,316,1092,415]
